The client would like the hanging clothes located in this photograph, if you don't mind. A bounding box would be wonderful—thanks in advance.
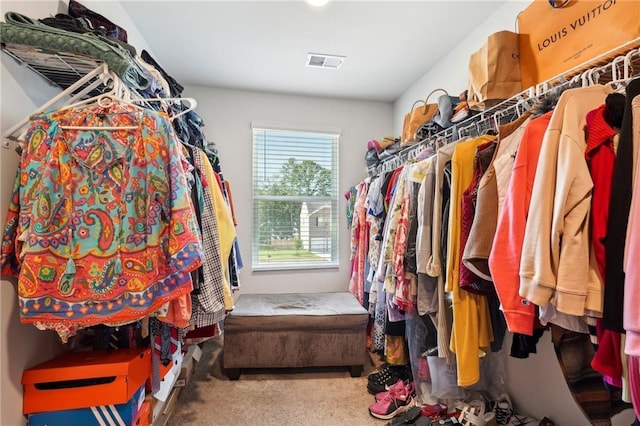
[366,174,386,352]
[489,112,553,336]
[462,112,532,281]
[345,186,358,230]
[625,93,640,351]
[458,140,496,294]
[1,103,203,339]
[188,148,227,328]
[426,141,461,365]
[520,85,613,318]
[210,170,236,311]
[393,159,430,311]
[446,134,496,387]
[416,155,438,317]
[584,102,623,381]
[623,90,640,390]
[349,179,370,305]
[606,79,640,333]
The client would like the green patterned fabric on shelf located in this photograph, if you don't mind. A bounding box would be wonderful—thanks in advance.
[1,12,148,89]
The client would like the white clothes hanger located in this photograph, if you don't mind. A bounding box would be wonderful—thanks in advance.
[57,72,146,131]
[4,63,199,141]
[58,95,198,131]
[580,66,604,87]
[492,101,523,133]
[606,49,640,93]
[58,96,141,131]
[130,97,198,121]
[58,71,145,114]
[2,63,109,149]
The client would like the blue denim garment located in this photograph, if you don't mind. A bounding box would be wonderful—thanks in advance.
[141,50,184,97]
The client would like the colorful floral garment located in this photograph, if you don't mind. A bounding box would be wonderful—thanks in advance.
[382,169,406,294]
[349,180,369,305]
[2,103,203,331]
[394,159,432,311]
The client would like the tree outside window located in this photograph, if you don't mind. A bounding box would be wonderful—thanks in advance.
[252,128,339,270]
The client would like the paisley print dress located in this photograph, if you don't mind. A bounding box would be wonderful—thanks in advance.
[1,103,203,336]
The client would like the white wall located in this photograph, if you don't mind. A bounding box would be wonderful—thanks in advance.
[1,3,67,424]
[394,1,529,136]
[182,85,392,295]
[0,1,157,424]
[504,332,635,425]
[394,1,635,424]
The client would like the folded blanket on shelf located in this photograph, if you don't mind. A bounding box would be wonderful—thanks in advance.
[1,11,148,90]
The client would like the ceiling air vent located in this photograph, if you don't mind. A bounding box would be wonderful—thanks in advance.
[306,53,345,69]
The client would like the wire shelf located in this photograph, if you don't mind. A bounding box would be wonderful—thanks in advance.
[368,37,640,177]
[3,36,640,175]
[2,43,107,96]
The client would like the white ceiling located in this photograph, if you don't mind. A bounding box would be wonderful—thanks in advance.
[121,1,505,102]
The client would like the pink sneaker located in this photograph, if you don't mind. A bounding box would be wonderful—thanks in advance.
[375,379,407,401]
[368,382,414,420]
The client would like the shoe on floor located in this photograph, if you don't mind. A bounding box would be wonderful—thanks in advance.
[420,403,448,419]
[505,414,539,425]
[492,393,513,425]
[368,364,409,382]
[368,382,414,420]
[458,400,490,426]
[431,417,461,425]
[368,364,411,394]
[385,406,422,425]
[413,416,433,426]
[375,379,409,401]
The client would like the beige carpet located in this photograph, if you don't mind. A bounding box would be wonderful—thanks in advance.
[167,336,386,426]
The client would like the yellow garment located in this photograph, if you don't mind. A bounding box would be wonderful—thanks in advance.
[445,135,495,387]
[385,335,409,366]
[199,150,236,310]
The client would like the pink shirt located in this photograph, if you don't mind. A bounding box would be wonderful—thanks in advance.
[624,96,640,356]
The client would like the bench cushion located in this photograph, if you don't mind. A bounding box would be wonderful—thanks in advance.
[223,292,368,372]
[225,292,368,331]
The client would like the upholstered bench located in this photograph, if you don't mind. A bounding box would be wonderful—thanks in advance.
[223,292,368,380]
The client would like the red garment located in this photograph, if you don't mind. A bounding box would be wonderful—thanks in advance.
[349,181,369,304]
[213,172,224,191]
[585,104,623,379]
[460,141,496,294]
[224,181,238,226]
[185,324,219,345]
[384,167,404,211]
[153,326,179,358]
[586,105,617,282]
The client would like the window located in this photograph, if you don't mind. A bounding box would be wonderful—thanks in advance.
[252,126,339,270]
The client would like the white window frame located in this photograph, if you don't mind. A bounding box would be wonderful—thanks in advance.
[251,122,340,272]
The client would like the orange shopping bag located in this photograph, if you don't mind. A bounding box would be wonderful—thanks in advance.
[518,0,640,88]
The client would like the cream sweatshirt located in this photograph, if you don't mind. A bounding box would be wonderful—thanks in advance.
[519,85,612,317]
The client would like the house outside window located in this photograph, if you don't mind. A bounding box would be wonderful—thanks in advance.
[251,126,339,271]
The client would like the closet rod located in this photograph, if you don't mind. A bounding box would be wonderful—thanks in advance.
[2,54,198,148]
[368,39,640,177]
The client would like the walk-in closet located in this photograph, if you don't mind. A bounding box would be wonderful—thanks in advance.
[2,1,640,425]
